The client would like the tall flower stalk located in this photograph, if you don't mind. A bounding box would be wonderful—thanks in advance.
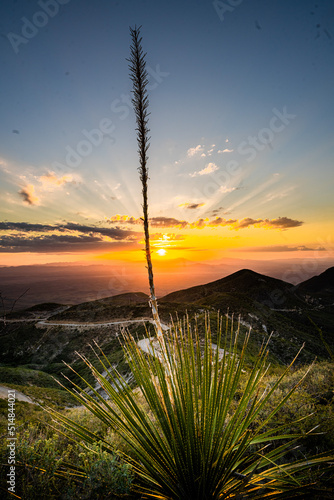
[128,25,163,337]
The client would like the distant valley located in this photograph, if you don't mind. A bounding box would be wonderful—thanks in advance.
[1,257,333,310]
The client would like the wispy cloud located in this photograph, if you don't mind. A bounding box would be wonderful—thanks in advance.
[228,175,280,213]
[263,186,296,203]
[219,186,238,194]
[39,172,76,190]
[190,162,219,177]
[218,148,234,153]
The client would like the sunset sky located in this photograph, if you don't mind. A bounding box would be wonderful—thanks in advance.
[0,0,333,270]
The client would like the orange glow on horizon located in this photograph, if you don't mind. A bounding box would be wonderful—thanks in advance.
[1,221,332,267]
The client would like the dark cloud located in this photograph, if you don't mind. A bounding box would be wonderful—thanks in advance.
[0,221,141,252]
[263,217,303,229]
[62,222,139,240]
[0,234,101,247]
[233,217,303,230]
[236,218,260,229]
[18,185,39,205]
[0,221,139,240]
[179,203,205,210]
[0,222,53,232]
[0,234,138,253]
[208,218,237,227]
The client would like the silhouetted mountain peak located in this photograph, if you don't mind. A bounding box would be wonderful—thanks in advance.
[160,268,294,308]
[297,267,334,294]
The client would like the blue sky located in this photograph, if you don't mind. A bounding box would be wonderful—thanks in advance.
[0,0,333,265]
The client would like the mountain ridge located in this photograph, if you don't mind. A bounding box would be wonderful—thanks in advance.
[1,267,333,378]
[160,268,298,309]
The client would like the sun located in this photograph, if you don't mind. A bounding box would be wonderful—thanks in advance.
[157,248,167,256]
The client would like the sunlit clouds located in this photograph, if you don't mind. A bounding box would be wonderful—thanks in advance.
[0,1,333,268]
[187,144,204,157]
[262,186,296,203]
[15,169,80,206]
[18,184,40,206]
[0,144,318,264]
[107,214,303,231]
[0,213,305,256]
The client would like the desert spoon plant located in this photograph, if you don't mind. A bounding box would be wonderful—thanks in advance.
[51,314,334,498]
[128,25,163,337]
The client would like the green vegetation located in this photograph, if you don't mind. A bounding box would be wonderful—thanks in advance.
[47,315,334,498]
[0,409,133,499]
[0,366,61,388]
[0,316,333,497]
